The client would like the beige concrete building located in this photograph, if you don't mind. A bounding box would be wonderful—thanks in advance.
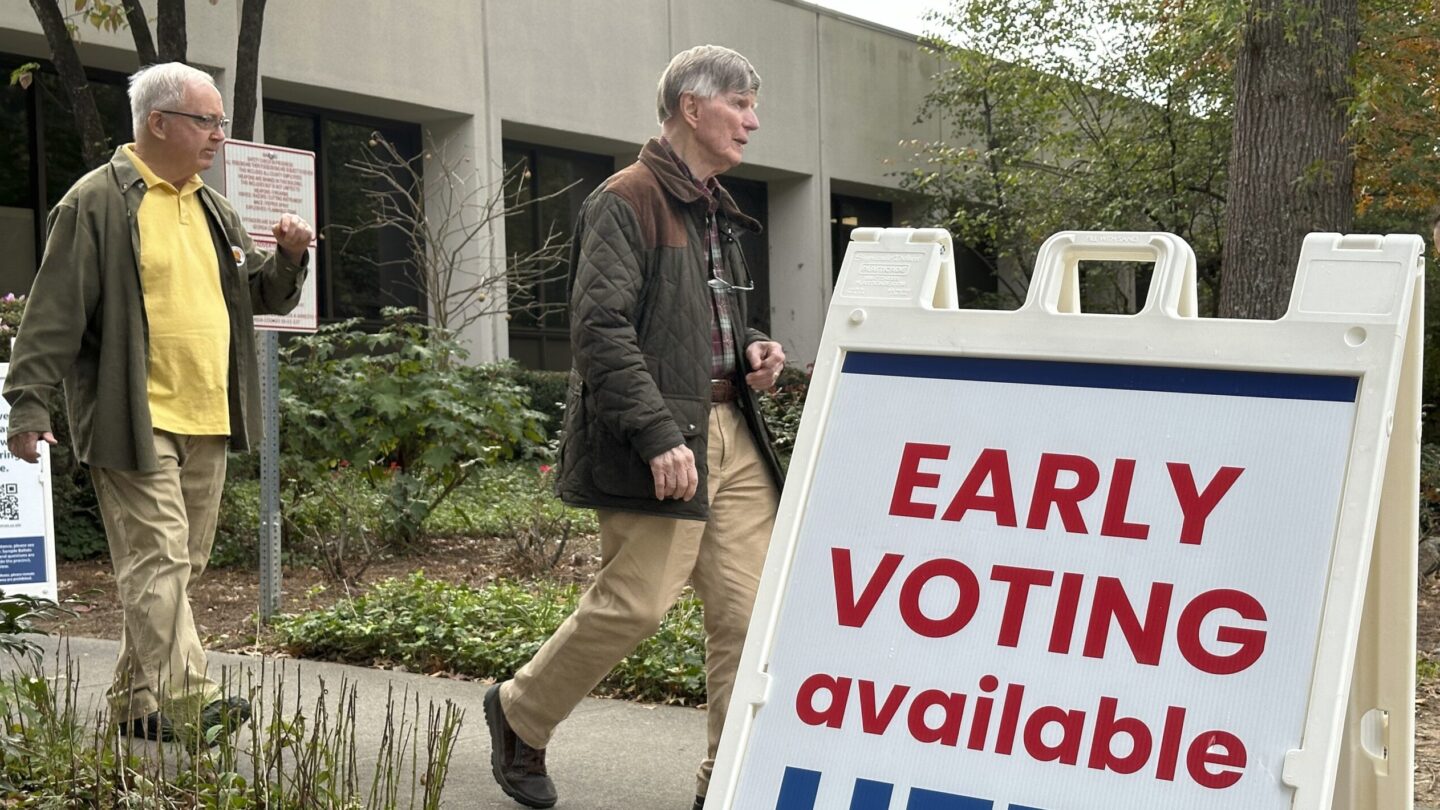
[0,0,979,367]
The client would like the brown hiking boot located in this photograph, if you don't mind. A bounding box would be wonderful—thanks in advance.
[484,683,557,808]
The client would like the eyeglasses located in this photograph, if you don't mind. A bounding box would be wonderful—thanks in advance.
[708,220,756,294]
[158,110,231,131]
[707,276,754,294]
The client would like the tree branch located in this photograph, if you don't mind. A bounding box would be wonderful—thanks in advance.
[119,0,157,66]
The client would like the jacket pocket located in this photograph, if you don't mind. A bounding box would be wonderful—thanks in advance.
[590,394,707,499]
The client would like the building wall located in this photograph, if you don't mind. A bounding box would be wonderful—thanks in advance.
[0,0,942,366]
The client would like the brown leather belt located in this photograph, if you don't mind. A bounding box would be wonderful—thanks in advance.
[710,378,738,403]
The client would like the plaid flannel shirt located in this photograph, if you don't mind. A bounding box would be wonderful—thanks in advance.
[657,138,738,380]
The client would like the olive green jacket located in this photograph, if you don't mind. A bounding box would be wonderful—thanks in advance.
[3,146,307,472]
[555,139,784,520]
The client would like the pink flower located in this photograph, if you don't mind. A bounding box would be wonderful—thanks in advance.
[538,464,553,474]
[2,294,14,302]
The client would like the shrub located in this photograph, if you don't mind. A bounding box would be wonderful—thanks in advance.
[278,308,547,547]
[275,573,707,704]
[1422,443,1440,539]
[506,367,569,436]
[758,365,811,474]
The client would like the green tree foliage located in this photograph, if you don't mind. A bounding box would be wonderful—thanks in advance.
[906,0,1238,309]
[909,0,1437,307]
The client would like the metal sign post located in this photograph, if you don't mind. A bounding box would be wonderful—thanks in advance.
[257,330,282,620]
[218,139,318,623]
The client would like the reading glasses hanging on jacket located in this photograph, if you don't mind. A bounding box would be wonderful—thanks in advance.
[708,220,755,294]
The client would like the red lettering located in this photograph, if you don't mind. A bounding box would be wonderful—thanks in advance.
[831,548,903,628]
[795,673,850,728]
[907,690,967,746]
[1026,453,1100,533]
[1167,464,1244,545]
[991,565,1054,647]
[889,442,950,518]
[1083,577,1174,666]
[995,682,1026,755]
[897,558,981,638]
[858,679,910,735]
[1048,572,1086,654]
[1156,705,1187,781]
[1087,696,1153,774]
[968,675,999,750]
[1101,458,1150,539]
[1177,589,1268,675]
[1187,730,1247,789]
[1023,704,1085,765]
[941,448,1018,526]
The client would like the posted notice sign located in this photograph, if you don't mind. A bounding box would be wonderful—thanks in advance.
[711,230,1423,810]
[0,363,56,602]
[220,139,318,332]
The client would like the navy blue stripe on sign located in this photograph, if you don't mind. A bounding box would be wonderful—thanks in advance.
[908,788,993,809]
[841,352,1358,403]
[775,767,821,810]
[851,779,894,810]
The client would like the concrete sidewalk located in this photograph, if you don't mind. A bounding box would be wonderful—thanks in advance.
[4,636,706,810]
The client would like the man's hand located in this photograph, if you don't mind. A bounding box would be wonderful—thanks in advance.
[8,431,56,464]
[648,444,698,501]
[273,213,314,265]
[744,340,786,391]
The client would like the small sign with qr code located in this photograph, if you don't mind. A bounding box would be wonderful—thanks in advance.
[0,364,56,601]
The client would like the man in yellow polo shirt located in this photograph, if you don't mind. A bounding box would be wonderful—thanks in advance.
[4,62,311,744]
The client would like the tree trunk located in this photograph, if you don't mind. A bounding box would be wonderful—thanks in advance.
[155,0,187,63]
[27,0,110,167]
[230,0,268,142]
[1218,0,1359,319]
[119,0,157,66]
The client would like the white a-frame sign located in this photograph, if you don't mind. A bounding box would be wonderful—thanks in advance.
[709,229,1423,810]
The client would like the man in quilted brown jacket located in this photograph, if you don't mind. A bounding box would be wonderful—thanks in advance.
[485,45,786,810]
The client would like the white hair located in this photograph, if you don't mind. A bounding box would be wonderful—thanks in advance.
[656,45,760,125]
[128,62,218,134]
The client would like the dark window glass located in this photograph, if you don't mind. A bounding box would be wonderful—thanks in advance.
[720,176,769,335]
[0,54,131,295]
[502,140,613,371]
[0,79,30,209]
[40,71,131,205]
[264,103,422,324]
[830,193,893,284]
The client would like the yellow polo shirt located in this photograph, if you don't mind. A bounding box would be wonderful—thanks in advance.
[124,145,231,436]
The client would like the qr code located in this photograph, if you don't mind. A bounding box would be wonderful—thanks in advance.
[0,483,18,522]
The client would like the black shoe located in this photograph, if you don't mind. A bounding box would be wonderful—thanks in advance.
[693,796,705,810]
[189,696,251,747]
[117,712,174,742]
[485,683,557,808]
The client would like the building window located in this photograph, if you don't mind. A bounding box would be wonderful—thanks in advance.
[502,140,614,372]
[0,54,132,297]
[830,193,893,285]
[720,176,770,336]
[263,102,423,325]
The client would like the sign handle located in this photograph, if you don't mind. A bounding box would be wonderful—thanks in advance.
[1026,231,1197,318]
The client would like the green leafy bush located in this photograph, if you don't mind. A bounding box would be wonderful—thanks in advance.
[275,573,706,704]
[505,367,569,435]
[758,365,811,474]
[1422,443,1440,539]
[278,308,547,547]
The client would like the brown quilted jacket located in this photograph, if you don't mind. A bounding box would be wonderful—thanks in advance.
[555,139,783,519]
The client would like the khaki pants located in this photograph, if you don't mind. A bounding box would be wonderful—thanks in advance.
[500,402,779,796]
[91,429,228,723]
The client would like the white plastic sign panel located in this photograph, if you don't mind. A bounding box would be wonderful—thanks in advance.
[732,355,1353,810]
[0,364,56,602]
[710,230,1423,810]
[219,139,318,333]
